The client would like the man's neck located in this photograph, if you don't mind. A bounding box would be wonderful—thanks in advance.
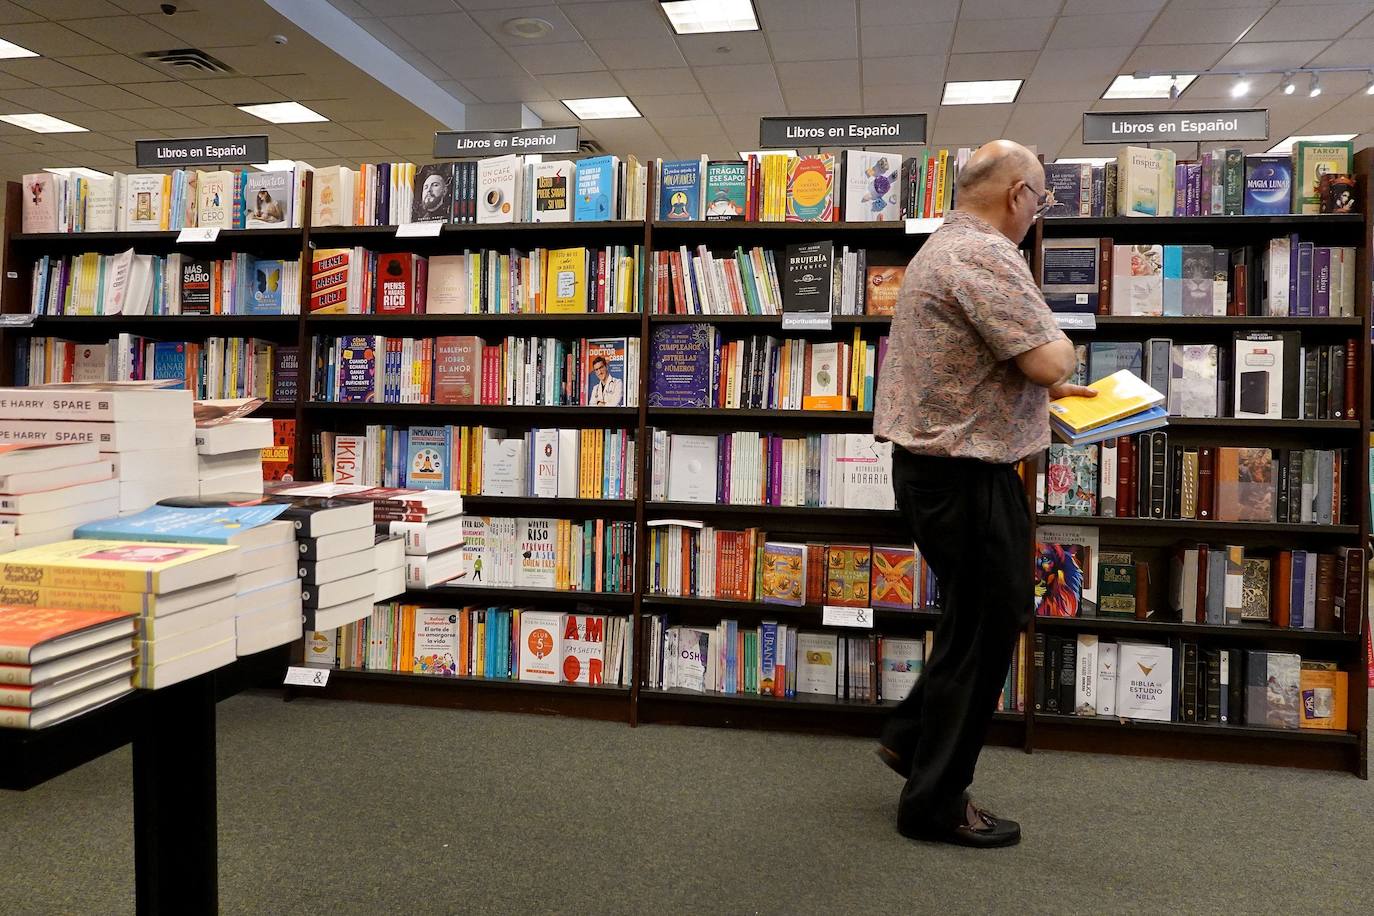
[954,204,1018,243]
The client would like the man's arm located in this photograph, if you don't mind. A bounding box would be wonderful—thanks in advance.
[1014,337,1075,387]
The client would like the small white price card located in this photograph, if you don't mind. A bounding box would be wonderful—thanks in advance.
[904,217,943,235]
[396,221,444,238]
[177,227,220,243]
[0,314,36,327]
[1054,312,1096,330]
[284,666,330,687]
[823,605,874,629]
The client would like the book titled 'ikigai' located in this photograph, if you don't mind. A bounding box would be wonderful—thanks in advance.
[0,540,240,594]
[1048,370,1166,443]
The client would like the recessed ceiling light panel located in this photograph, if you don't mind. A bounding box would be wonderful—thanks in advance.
[237,101,327,124]
[0,113,87,133]
[502,17,554,39]
[1054,158,1113,166]
[44,166,110,179]
[739,149,796,159]
[660,0,759,35]
[562,96,641,119]
[252,159,298,172]
[1102,74,1197,100]
[942,79,1021,105]
[1266,133,1356,154]
[0,38,38,59]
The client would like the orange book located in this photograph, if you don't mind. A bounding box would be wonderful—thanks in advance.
[0,606,135,665]
[1299,663,1348,730]
[1272,550,1293,628]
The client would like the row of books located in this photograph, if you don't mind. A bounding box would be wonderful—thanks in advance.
[455,515,634,594]
[315,424,637,500]
[20,165,308,234]
[1036,634,1348,730]
[307,334,639,408]
[655,148,971,223]
[16,336,297,402]
[1077,337,1357,421]
[311,155,649,227]
[648,326,883,412]
[645,525,939,610]
[1042,441,1352,525]
[1049,142,1355,219]
[1043,237,1359,318]
[315,605,633,688]
[309,245,643,315]
[28,250,303,317]
[649,431,893,511]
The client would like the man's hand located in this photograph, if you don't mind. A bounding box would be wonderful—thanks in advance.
[1047,383,1098,400]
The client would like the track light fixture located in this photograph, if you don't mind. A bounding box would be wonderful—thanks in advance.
[1365,71,1374,95]
[1281,72,1296,95]
[1168,76,1180,101]
[1308,72,1322,97]
[1231,74,1250,98]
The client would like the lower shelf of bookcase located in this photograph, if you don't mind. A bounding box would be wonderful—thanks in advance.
[1037,514,1359,535]
[641,595,942,621]
[398,585,635,604]
[1033,615,1363,644]
[1032,712,1360,743]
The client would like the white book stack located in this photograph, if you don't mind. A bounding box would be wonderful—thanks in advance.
[271,495,377,632]
[195,417,272,497]
[373,534,406,602]
[0,442,119,550]
[230,521,301,656]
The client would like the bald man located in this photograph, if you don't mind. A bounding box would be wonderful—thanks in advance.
[873,140,1093,848]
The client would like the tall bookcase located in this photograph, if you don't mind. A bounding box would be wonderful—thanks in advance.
[0,159,1366,776]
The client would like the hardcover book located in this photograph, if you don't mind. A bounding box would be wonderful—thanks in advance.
[1241,557,1272,623]
[1040,238,1099,312]
[1292,141,1352,214]
[843,150,900,221]
[1116,146,1176,217]
[476,154,519,224]
[1034,524,1099,617]
[1168,344,1218,418]
[703,160,747,221]
[648,324,714,408]
[433,336,481,405]
[863,266,904,316]
[584,338,627,407]
[1114,641,1173,721]
[869,546,915,609]
[410,163,456,223]
[425,255,467,314]
[1245,649,1301,727]
[1042,163,1090,218]
[760,541,806,606]
[1096,552,1136,618]
[531,160,573,223]
[406,426,450,490]
[824,545,871,607]
[1215,446,1275,522]
[374,252,423,314]
[244,170,292,229]
[574,155,617,221]
[1045,444,1098,516]
[786,154,835,222]
[659,159,703,221]
[1244,155,1291,215]
[783,241,834,315]
[1111,244,1163,315]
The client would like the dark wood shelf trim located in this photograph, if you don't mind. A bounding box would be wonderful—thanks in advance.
[646,501,901,518]
[402,585,634,603]
[327,668,630,695]
[1036,514,1358,534]
[303,402,639,418]
[647,407,874,420]
[1033,614,1361,642]
[1033,712,1360,744]
[1042,214,1365,230]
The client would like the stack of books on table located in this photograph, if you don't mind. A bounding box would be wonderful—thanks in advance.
[0,539,241,689]
[0,385,199,519]
[0,606,136,728]
[1048,370,1168,447]
[195,417,273,496]
[77,503,301,656]
[0,443,117,550]
[263,492,378,632]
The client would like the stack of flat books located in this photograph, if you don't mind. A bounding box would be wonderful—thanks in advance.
[0,606,136,728]
[195,417,273,497]
[1048,369,1168,446]
[0,442,116,550]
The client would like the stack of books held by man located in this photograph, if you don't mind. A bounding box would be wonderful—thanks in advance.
[195,417,273,497]
[271,483,465,589]
[77,503,300,656]
[0,539,241,689]
[0,443,117,550]
[0,385,198,520]
[1048,369,1168,446]
[0,606,137,728]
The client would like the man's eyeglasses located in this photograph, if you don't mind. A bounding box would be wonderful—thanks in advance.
[1018,182,1052,219]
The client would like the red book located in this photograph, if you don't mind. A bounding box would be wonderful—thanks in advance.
[1097,241,1112,316]
[1196,446,1215,520]
[0,606,135,666]
[374,252,424,314]
[1116,436,1134,517]
[262,418,296,482]
[1273,549,1293,628]
[1341,547,1366,635]
[596,248,608,312]
[1194,544,1208,624]
[433,336,481,405]
[1345,339,1357,418]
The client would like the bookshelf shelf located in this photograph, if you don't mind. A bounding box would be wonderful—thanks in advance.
[647,501,902,520]
[640,687,1024,721]
[303,402,639,419]
[1032,614,1361,643]
[461,496,635,513]
[1036,515,1358,535]
[1161,417,1360,429]
[306,312,642,325]
[1042,214,1365,231]
[325,668,630,696]
[648,314,891,325]
[27,314,300,326]
[650,220,914,235]
[10,228,304,245]
[308,220,644,240]
[1032,712,1360,744]
[641,594,941,621]
[1075,316,1362,329]
[647,408,874,421]
[402,585,634,604]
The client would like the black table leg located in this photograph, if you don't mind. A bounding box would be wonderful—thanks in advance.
[131,674,218,916]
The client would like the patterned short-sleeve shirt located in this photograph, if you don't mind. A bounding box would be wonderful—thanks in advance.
[874,209,1066,464]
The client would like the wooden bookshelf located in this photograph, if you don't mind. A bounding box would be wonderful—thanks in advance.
[1,165,1366,777]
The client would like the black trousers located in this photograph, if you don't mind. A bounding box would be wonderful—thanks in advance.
[881,448,1033,831]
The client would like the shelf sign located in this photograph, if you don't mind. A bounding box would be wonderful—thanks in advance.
[1054,312,1097,330]
[759,113,926,148]
[905,217,943,235]
[1082,109,1268,144]
[434,126,580,158]
[823,605,874,629]
[176,227,220,243]
[396,220,444,238]
[0,313,36,327]
[284,666,330,687]
[135,135,268,168]
[782,240,834,330]
[782,312,832,330]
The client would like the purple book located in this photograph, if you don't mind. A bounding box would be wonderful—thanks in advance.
[720,434,732,504]
[1296,241,1314,316]
[1185,163,1201,216]
[1290,550,1307,628]
[1199,153,1212,215]
[337,335,376,403]
[648,324,714,408]
[1312,247,1331,316]
[769,434,783,506]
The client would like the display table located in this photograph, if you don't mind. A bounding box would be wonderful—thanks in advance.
[0,648,287,915]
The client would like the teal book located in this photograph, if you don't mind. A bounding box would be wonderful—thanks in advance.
[703,160,747,221]
[1161,245,1182,316]
[247,258,284,315]
[573,156,616,221]
[659,159,703,221]
[406,425,450,489]
[75,504,288,544]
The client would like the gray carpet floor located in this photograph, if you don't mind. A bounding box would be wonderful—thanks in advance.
[2,693,1371,915]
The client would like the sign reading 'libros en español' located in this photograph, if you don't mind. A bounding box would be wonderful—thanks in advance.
[433,126,580,158]
[135,135,269,168]
[759,114,926,148]
[1082,109,1268,144]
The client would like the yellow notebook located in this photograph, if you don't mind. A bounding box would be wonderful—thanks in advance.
[1048,369,1164,434]
[543,247,587,313]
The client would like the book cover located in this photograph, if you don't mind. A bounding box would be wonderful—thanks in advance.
[1168,344,1218,418]
[0,539,236,594]
[544,247,588,313]
[411,163,456,223]
[665,434,717,503]
[1043,163,1089,218]
[1097,551,1136,617]
[515,517,556,589]
[783,241,834,315]
[761,541,806,606]
[74,504,287,544]
[1246,649,1301,727]
[843,150,900,221]
[869,546,915,609]
[531,160,573,223]
[1215,446,1275,522]
[433,336,481,405]
[309,248,350,314]
[703,160,747,221]
[476,154,519,224]
[1034,524,1099,617]
[406,426,450,490]
[560,614,604,684]
[412,609,458,676]
[1292,141,1352,214]
[1318,173,1358,214]
[272,347,299,403]
[796,632,837,695]
[125,174,166,231]
[480,438,526,496]
[195,170,233,229]
[1299,661,1348,729]
[648,324,714,408]
[1115,244,1163,315]
[180,259,212,315]
[585,337,627,407]
[879,636,921,701]
[425,255,467,314]
[1115,641,1173,721]
[825,545,871,607]
[1241,557,1271,623]
[21,173,59,234]
[659,159,703,221]
[1040,238,1099,312]
[0,606,133,662]
[517,610,561,682]
[1045,444,1098,516]
[1244,155,1291,215]
[786,154,835,222]
[1116,146,1175,217]
[247,258,283,315]
[574,155,616,221]
[834,434,894,510]
[863,266,904,316]
[337,336,376,403]
[1180,245,1213,316]
[244,170,292,229]
[261,419,295,482]
[374,252,420,314]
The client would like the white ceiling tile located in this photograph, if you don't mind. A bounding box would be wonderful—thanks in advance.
[1063,0,1166,11]
[460,75,554,104]
[860,22,954,58]
[432,79,481,106]
[756,0,857,31]
[0,21,110,55]
[58,83,151,110]
[768,28,858,62]
[357,0,454,13]
[951,17,1054,54]
[863,54,946,86]
[860,0,959,26]
[1004,101,1083,145]
[1349,13,1374,37]
[191,77,284,106]
[613,67,699,95]
[0,58,102,87]
[1184,73,1281,98]
[320,139,393,158]
[507,40,605,74]
[106,107,204,130]
[1019,46,1132,103]
[1141,7,1266,44]
[1122,43,1230,71]
[384,12,479,54]
[61,15,181,54]
[783,80,861,112]
[775,59,859,91]
[563,1,674,39]
[48,109,128,131]
[395,50,448,82]
[435,45,526,79]
[676,31,774,66]
[1215,40,1332,69]
[862,84,943,110]
[9,0,113,17]
[468,5,584,45]
[537,70,624,98]
[1242,4,1374,40]
[634,93,714,117]
[175,104,267,127]
[707,85,786,114]
[692,62,777,93]
[589,35,687,69]
[933,105,1012,133]
[144,7,287,47]
[0,86,92,112]
[1047,13,1156,50]
[961,0,1061,17]
[945,52,1040,81]
[649,114,722,136]
[522,100,573,122]
[60,54,168,83]
[1306,38,1374,66]
[202,44,326,79]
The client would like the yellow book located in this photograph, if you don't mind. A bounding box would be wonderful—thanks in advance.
[543,247,587,313]
[0,540,239,595]
[1299,663,1348,730]
[1047,369,1165,434]
[160,174,171,230]
[849,327,862,401]
[934,150,949,218]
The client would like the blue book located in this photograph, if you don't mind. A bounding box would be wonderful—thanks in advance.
[406,425,450,490]
[573,155,616,221]
[1161,245,1182,316]
[1244,155,1292,215]
[659,159,703,221]
[1050,405,1168,446]
[151,342,188,388]
[1290,551,1307,628]
[246,258,284,315]
[648,324,715,407]
[76,504,289,545]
